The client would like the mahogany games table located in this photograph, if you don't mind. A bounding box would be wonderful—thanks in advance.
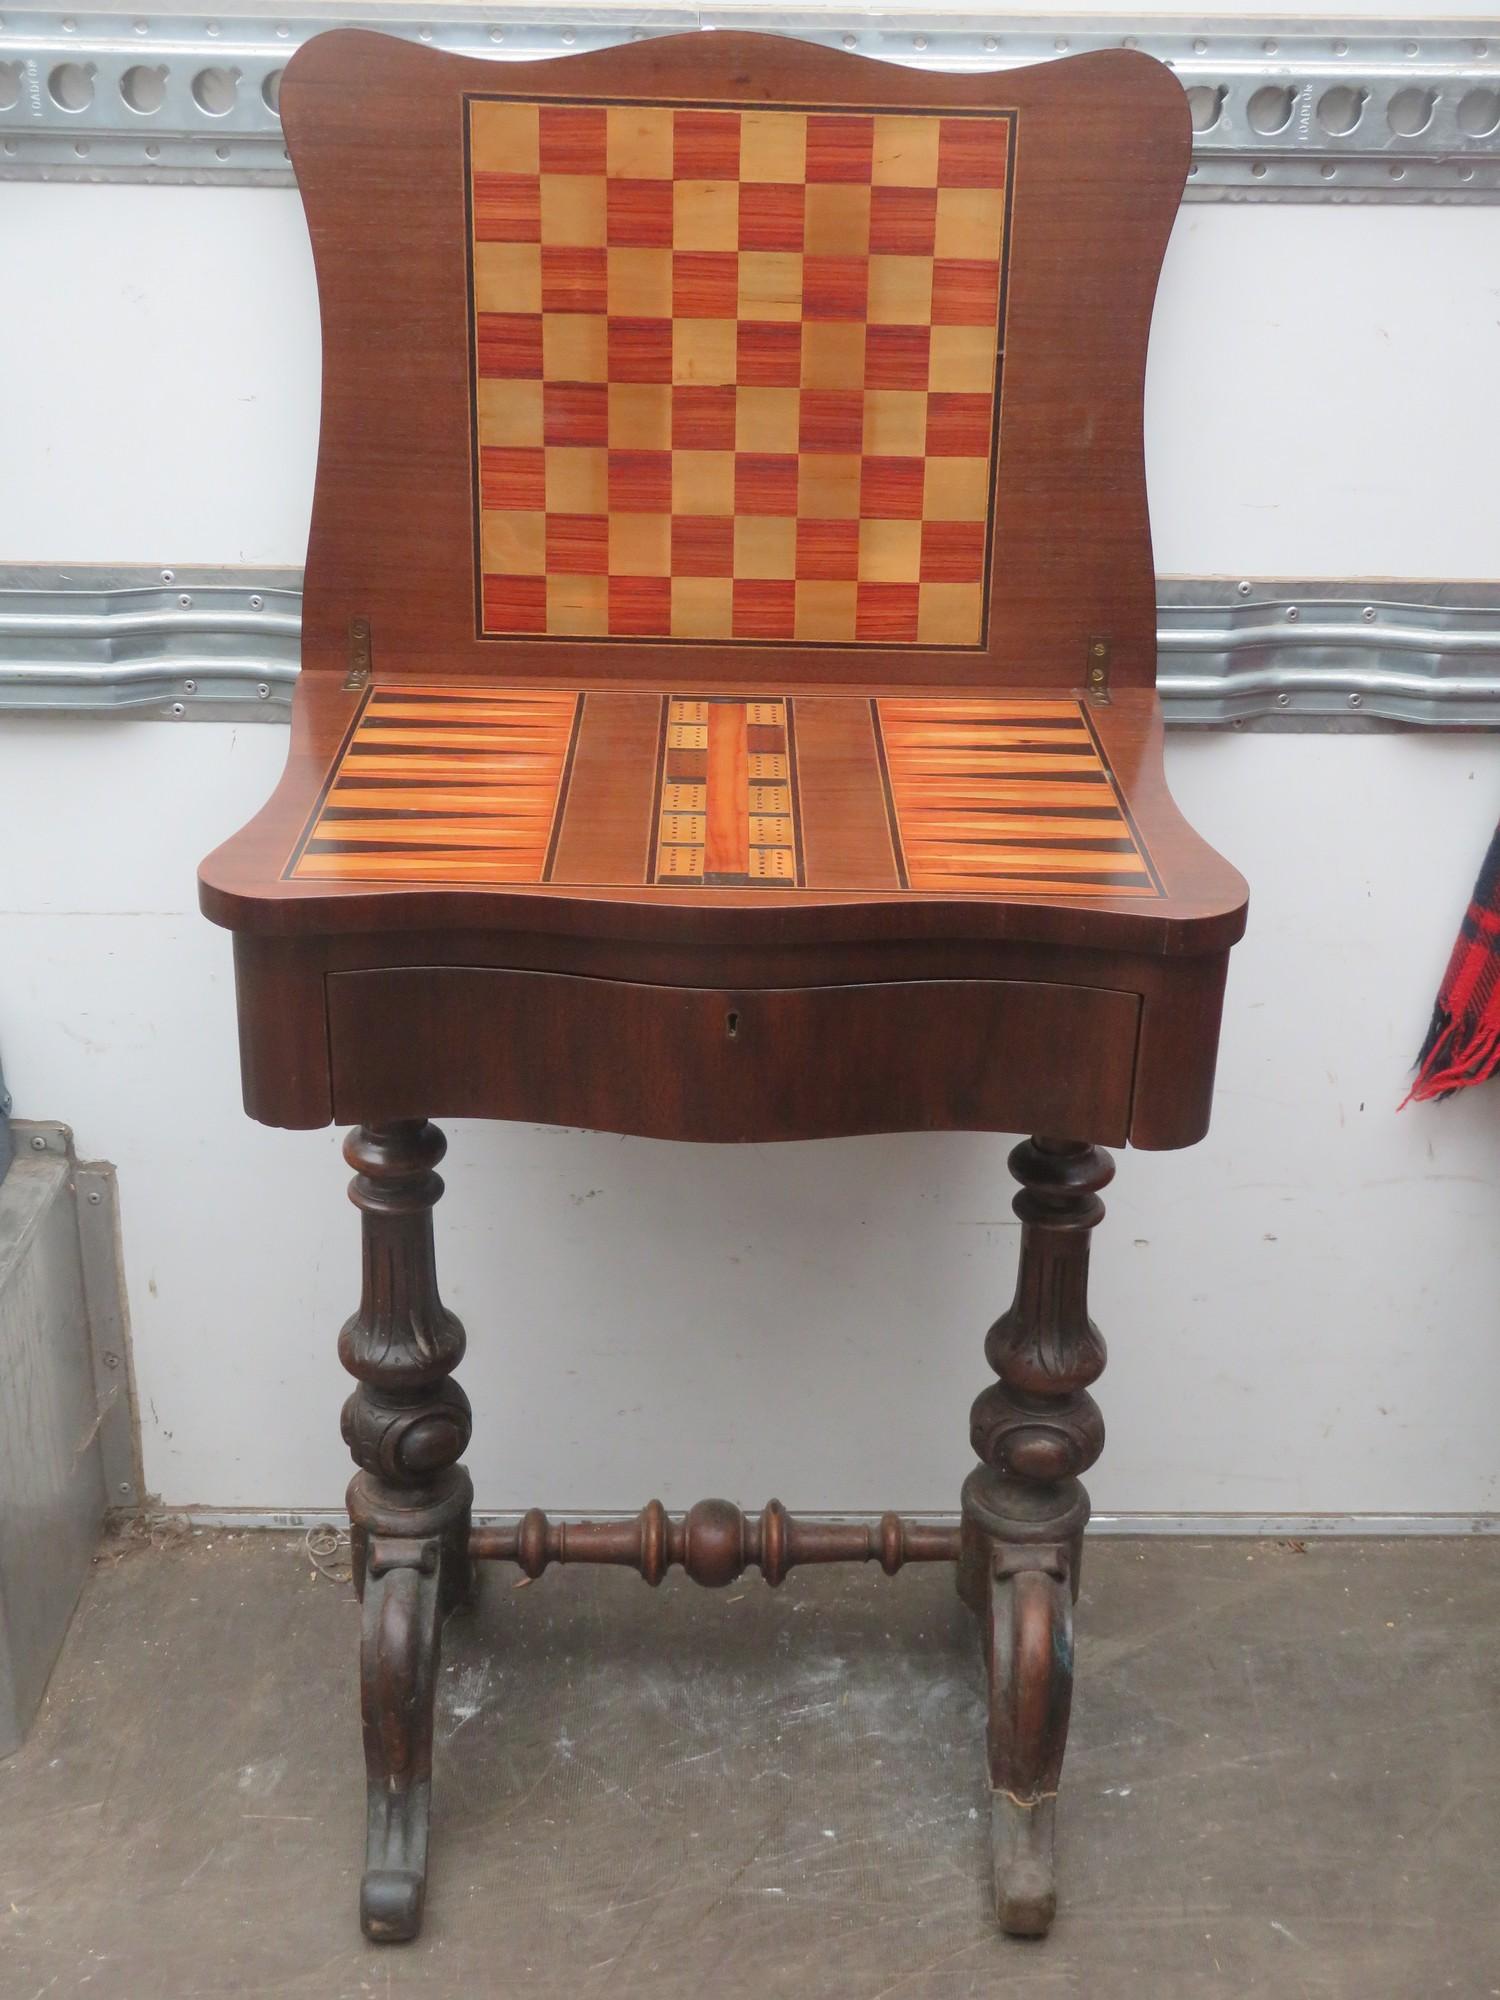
[199,26,1247,1945]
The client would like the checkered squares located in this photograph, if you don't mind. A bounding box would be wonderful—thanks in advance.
[471,97,1011,645]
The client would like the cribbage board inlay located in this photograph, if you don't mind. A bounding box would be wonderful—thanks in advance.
[654,696,801,885]
[467,97,1014,647]
[287,685,1157,900]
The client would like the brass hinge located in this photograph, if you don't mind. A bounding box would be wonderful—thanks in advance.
[1085,635,1110,703]
[343,616,372,691]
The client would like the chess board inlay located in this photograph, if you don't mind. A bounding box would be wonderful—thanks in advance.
[467,96,1014,647]
[287,685,1157,900]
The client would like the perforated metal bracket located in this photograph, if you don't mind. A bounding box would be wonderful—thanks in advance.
[2,9,1498,199]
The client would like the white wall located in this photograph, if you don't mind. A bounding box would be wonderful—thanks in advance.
[4,179,1500,1517]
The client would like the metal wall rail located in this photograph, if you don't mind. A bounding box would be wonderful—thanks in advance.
[2,9,1499,198]
[3,566,1500,728]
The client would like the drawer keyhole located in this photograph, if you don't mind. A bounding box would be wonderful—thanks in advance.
[726,1009,740,1039]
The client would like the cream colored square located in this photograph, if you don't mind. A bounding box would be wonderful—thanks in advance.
[734,517,797,580]
[542,314,608,383]
[606,247,673,319]
[608,383,672,449]
[934,186,1005,261]
[735,388,800,454]
[481,510,546,575]
[739,110,806,184]
[609,513,672,577]
[538,174,607,248]
[672,320,737,386]
[673,180,739,251]
[923,455,992,522]
[797,456,863,520]
[803,184,871,257]
[672,577,734,639]
[928,324,998,394]
[918,582,985,645]
[794,581,858,641]
[471,101,539,176]
[859,519,922,584]
[737,252,802,323]
[672,450,736,516]
[473,242,542,315]
[546,574,609,637]
[871,114,940,187]
[800,323,865,391]
[862,390,928,459]
[606,105,673,179]
[866,254,933,326]
[545,446,609,514]
[476,378,543,448]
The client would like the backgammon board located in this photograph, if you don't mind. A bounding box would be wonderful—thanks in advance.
[287,685,1159,897]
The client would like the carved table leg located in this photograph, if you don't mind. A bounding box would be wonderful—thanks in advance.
[339,1121,473,1944]
[960,1136,1112,1938]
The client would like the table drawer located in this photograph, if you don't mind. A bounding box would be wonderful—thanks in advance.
[326,967,1139,1143]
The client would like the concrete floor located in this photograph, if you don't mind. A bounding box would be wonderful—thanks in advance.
[1,1534,1498,1999]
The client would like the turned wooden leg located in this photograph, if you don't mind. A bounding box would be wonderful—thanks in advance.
[339,1121,473,1944]
[960,1136,1111,1938]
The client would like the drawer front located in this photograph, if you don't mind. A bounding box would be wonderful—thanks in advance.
[327,968,1139,1143]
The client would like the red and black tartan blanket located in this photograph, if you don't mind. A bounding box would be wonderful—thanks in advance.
[1406,822,1500,1102]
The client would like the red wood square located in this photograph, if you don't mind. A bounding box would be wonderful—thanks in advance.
[737,321,802,387]
[855,581,920,642]
[799,391,865,456]
[732,579,796,638]
[542,381,609,446]
[869,186,938,256]
[672,252,739,319]
[674,108,741,180]
[546,513,609,575]
[672,514,735,575]
[931,259,1002,327]
[472,172,541,243]
[477,313,543,379]
[860,456,926,520]
[734,454,800,515]
[738,183,806,252]
[607,574,671,635]
[864,324,931,390]
[607,317,674,383]
[803,256,868,322]
[538,104,607,176]
[607,179,674,248]
[936,115,1010,188]
[608,449,673,513]
[481,573,546,632]
[920,518,987,583]
[805,113,874,182]
[540,246,608,315]
[926,393,994,458]
[672,386,737,452]
[796,518,859,580]
[479,446,545,510]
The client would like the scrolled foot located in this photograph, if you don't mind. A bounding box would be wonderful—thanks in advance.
[358,1539,445,1943]
[983,1556,1073,1937]
[361,1862,427,1944]
[992,1791,1057,1936]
